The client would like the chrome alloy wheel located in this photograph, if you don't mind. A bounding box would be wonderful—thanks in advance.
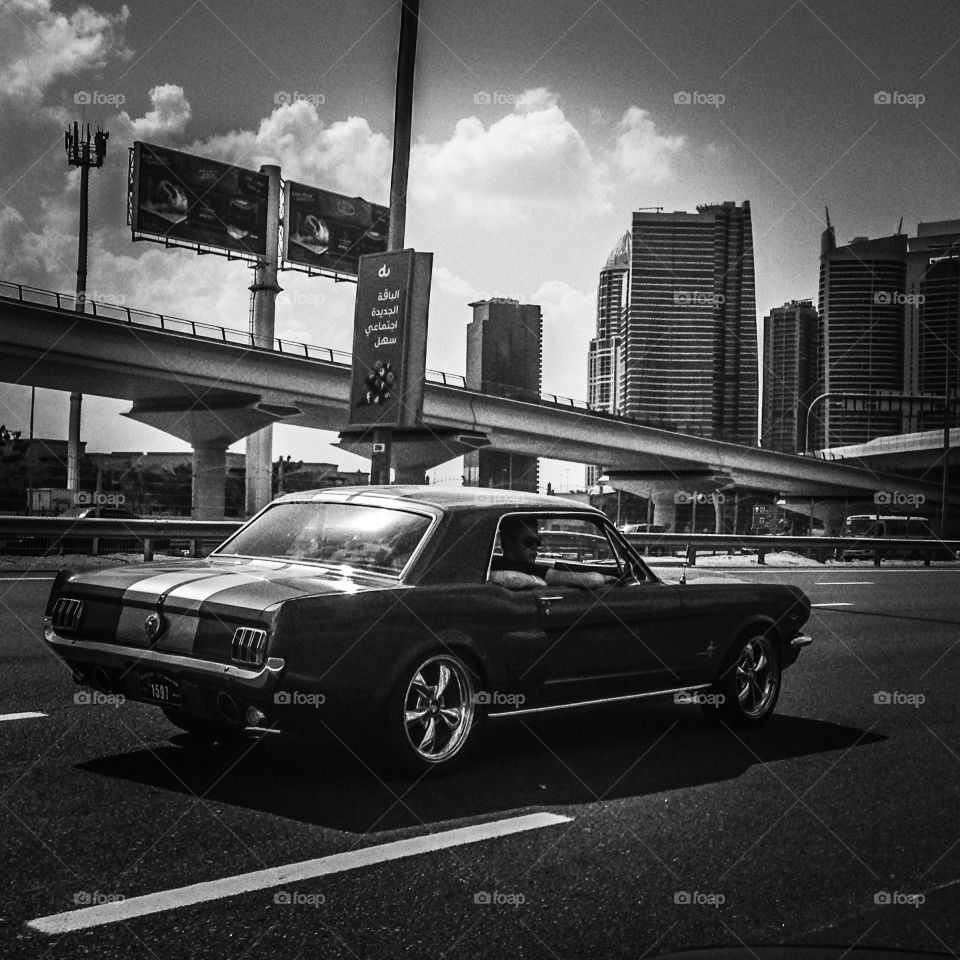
[402,655,476,764]
[735,635,779,719]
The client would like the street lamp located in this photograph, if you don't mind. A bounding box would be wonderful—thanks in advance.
[64,121,108,492]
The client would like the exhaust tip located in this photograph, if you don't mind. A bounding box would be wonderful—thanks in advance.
[245,706,266,727]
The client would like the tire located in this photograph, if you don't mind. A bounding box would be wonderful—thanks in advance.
[162,707,244,746]
[381,652,482,776]
[702,632,781,728]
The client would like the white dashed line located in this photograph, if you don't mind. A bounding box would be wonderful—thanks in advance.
[812,602,853,607]
[0,711,48,722]
[0,576,57,581]
[815,581,874,586]
[28,811,572,934]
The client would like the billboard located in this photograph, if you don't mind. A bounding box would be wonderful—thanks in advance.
[130,142,269,259]
[283,181,389,277]
[348,249,432,429]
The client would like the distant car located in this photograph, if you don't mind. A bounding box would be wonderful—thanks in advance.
[619,522,671,535]
[44,486,813,775]
[837,514,954,561]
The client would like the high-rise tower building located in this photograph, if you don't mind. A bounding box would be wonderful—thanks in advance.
[621,202,758,443]
[463,298,542,491]
[817,226,907,447]
[761,299,819,453]
[585,232,629,486]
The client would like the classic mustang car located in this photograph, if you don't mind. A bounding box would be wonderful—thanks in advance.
[44,486,813,775]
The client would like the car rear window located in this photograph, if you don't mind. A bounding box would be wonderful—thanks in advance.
[214,501,432,575]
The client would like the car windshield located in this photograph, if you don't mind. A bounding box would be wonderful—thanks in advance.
[213,501,432,575]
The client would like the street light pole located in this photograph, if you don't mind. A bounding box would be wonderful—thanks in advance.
[370,0,420,487]
[64,122,108,492]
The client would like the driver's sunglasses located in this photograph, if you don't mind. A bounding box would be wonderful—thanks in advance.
[521,536,542,548]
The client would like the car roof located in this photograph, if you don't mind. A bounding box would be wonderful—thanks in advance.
[273,484,599,514]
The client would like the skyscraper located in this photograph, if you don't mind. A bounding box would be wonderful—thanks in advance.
[462,298,542,491]
[620,202,758,443]
[817,225,907,447]
[761,300,819,453]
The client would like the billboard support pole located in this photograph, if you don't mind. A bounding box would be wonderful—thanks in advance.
[372,0,420,486]
[245,164,282,516]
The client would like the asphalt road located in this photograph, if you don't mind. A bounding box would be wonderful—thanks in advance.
[2,566,959,959]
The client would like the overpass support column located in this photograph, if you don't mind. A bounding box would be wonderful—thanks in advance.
[652,493,677,532]
[192,442,228,520]
[67,392,81,490]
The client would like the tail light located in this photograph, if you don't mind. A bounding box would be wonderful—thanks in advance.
[231,627,267,666]
[51,598,84,631]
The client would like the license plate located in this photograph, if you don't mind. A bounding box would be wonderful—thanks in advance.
[138,671,182,706]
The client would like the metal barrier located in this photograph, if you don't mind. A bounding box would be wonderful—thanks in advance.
[0,517,242,561]
[620,532,960,567]
[0,516,956,566]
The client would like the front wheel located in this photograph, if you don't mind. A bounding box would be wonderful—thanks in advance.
[382,652,481,776]
[702,633,781,728]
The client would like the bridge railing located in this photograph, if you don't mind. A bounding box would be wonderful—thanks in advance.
[0,279,603,414]
[0,517,956,566]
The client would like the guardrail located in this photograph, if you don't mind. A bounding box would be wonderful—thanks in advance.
[620,532,960,566]
[0,517,956,567]
[0,517,242,561]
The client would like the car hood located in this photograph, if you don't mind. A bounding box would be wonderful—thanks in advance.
[59,557,396,617]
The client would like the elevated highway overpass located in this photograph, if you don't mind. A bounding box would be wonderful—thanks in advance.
[0,280,950,523]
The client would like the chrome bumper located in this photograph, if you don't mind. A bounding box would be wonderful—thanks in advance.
[44,625,285,692]
[790,634,813,648]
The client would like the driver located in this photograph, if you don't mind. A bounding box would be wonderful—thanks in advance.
[488,516,608,589]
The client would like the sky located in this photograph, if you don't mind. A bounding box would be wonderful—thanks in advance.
[2,0,960,491]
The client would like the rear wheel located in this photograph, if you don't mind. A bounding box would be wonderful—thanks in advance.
[702,632,781,728]
[382,652,482,776]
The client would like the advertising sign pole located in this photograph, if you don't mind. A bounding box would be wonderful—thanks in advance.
[371,0,420,485]
[245,164,282,516]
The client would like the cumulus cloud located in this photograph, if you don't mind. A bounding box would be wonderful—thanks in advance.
[189,102,392,200]
[610,105,685,184]
[0,0,130,107]
[117,83,191,141]
[410,87,606,226]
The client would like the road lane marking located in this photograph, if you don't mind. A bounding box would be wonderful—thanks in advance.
[812,602,853,607]
[0,576,57,581]
[28,811,572,934]
[815,579,874,585]
[0,712,47,722]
